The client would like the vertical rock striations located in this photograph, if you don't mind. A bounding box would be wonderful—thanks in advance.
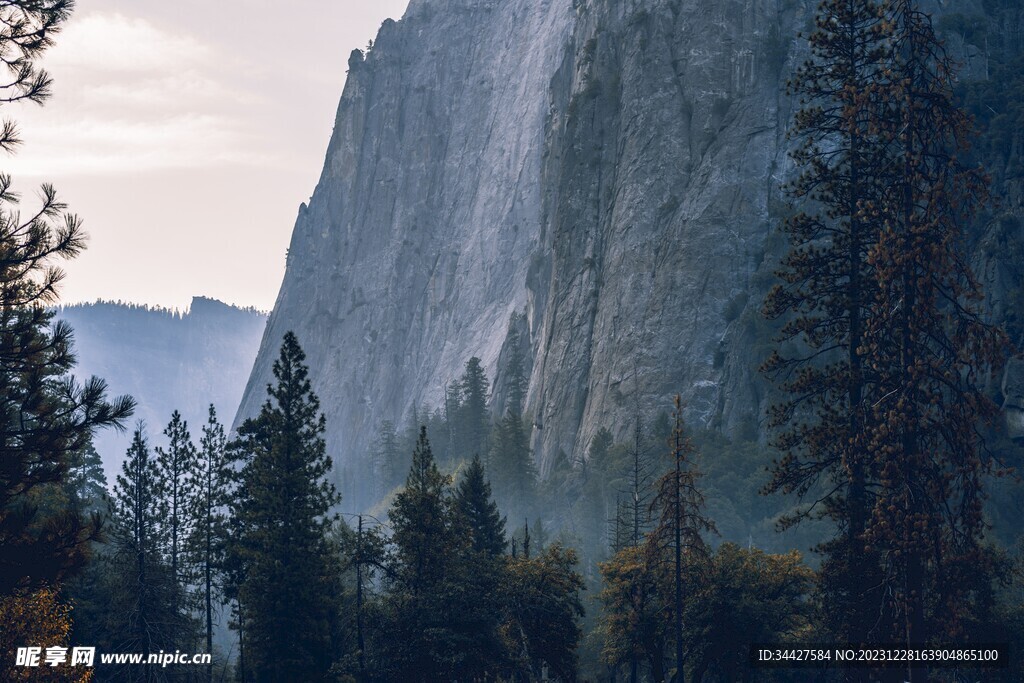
[238,0,1024,508]
[236,0,576,508]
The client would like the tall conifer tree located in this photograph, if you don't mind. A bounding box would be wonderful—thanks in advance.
[489,410,537,522]
[154,410,198,646]
[190,405,231,682]
[455,454,507,556]
[111,427,169,677]
[762,0,900,646]
[864,0,1008,655]
[228,332,340,682]
[460,357,491,458]
[371,418,403,496]
[649,397,715,683]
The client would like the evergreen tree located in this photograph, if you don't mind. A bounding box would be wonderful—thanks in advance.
[504,544,585,681]
[390,427,453,597]
[505,332,528,418]
[370,419,403,496]
[489,410,537,522]
[455,454,507,556]
[154,410,199,647]
[64,442,108,517]
[683,544,815,681]
[335,514,386,680]
[649,396,716,683]
[444,382,463,460]
[228,332,340,682]
[459,357,491,458]
[401,403,423,462]
[599,542,670,681]
[0,0,134,596]
[111,426,173,677]
[189,405,231,683]
[378,427,507,680]
[378,427,461,680]
[864,0,1009,654]
[761,0,893,647]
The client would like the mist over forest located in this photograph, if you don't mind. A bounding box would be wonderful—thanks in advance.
[4,1,1024,682]
[56,298,267,479]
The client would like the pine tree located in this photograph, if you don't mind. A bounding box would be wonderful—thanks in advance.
[379,427,457,679]
[154,409,198,647]
[649,396,716,683]
[760,0,894,646]
[65,442,108,517]
[505,333,528,418]
[0,0,134,596]
[863,0,1009,655]
[504,544,585,681]
[336,514,386,679]
[444,382,463,460]
[459,357,491,458]
[377,427,510,680]
[598,542,670,681]
[489,410,537,522]
[455,454,507,555]
[401,403,423,461]
[683,544,815,681]
[190,405,231,683]
[111,426,170,676]
[228,332,340,682]
[391,427,452,596]
[371,419,403,496]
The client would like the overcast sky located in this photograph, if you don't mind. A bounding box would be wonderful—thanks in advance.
[6,0,410,311]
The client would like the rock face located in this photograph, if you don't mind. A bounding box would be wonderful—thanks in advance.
[238,0,1024,509]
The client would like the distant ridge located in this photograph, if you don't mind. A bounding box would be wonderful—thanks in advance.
[57,297,268,478]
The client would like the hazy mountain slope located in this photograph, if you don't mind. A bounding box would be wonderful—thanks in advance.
[59,297,267,478]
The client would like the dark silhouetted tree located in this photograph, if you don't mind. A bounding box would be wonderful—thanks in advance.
[504,544,585,681]
[0,0,134,596]
[455,454,507,556]
[189,404,231,683]
[228,332,340,682]
[489,411,536,522]
[460,357,490,458]
[864,0,1009,656]
[649,397,716,683]
[154,409,198,646]
[111,426,172,678]
[371,419,403,496]
[761,0,893,647]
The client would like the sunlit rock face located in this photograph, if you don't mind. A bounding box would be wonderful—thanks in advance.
[238,0,1024,509]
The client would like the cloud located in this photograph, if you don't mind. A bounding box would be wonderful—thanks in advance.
[82,73,262,111]
[4,12,270,176]
[46,13,213,74]
[7,114,273,176]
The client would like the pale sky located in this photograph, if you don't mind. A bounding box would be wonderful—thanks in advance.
[5,0,410,311]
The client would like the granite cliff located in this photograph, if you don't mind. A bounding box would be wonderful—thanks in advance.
[237,0,1024,509]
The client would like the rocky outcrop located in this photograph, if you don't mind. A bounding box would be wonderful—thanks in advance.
[238,0,1024,509]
